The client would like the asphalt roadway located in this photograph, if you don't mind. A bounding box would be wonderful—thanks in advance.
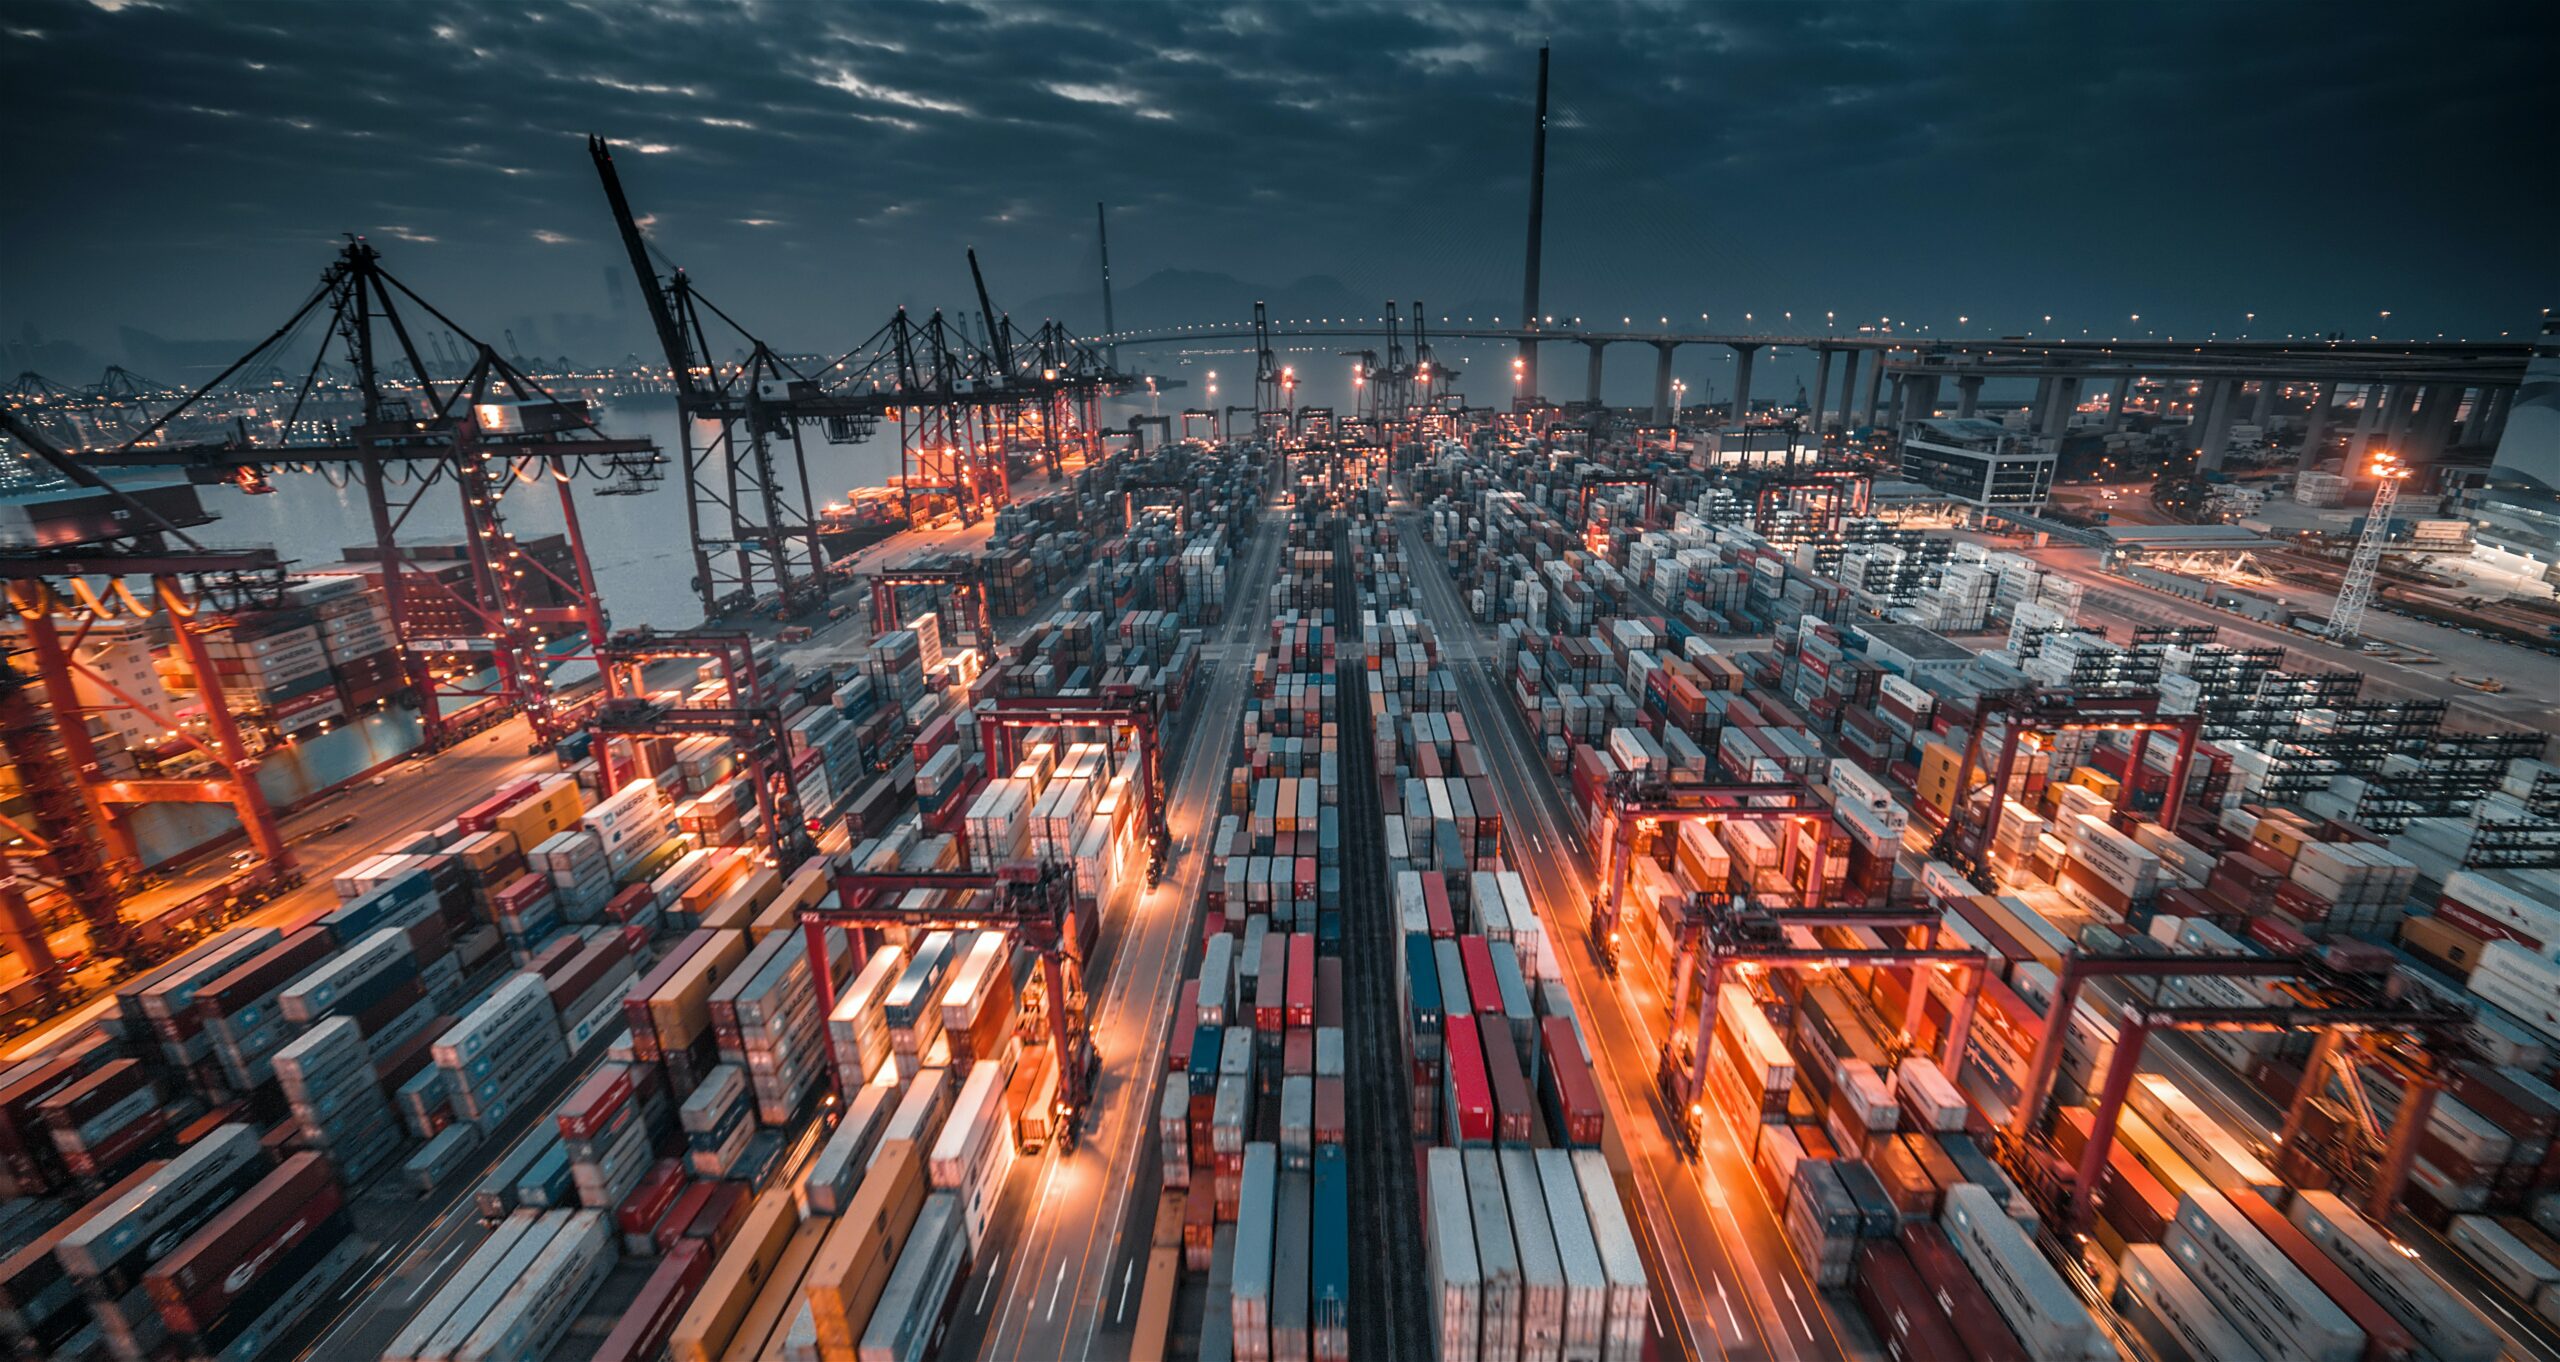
[1396,510,1876,1362]
[946,504,1289,1362]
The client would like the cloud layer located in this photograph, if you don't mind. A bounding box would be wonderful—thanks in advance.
[4,0,2555,371]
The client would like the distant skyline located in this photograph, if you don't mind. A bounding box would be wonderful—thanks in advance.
[5,0,2556,400]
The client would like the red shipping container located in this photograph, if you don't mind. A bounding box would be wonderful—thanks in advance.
[1459,938,1502,1019]
[1896,1221,2032,1362]
[494,874,551,915]
[1853,1240,1971,1362]
[591,1239,710,1362]
[617,1159,689,1241]
[1316,959,1343,1031]
[1480,1022,1534,1147]
[2227,1188,2419,1361]
[1313,1077,1344,1147]
[1540,1017,1605,1149]
[685,1181,751,1252]
[1284,1029,1314,1080]
[654,1182,717,1255]
[145,1153,343,1335]
[1443,1015,1493,1146]
[1286,936,1315,1029]
[559,1064,636,1143]
[457,779,543,834]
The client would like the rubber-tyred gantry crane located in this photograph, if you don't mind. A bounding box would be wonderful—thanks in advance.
[866,565,993,649]
[24,238,658,751]
[1997,947,2470,1233]
[809,861,1100,1148]
[1575,475,1659,534]
[976,692,1173,887]
[1749,467,1873,542]
[1667,902,1988,1156]
[1587,773,1835,975]
[586,628,819,863]
[1925,687,2202,889]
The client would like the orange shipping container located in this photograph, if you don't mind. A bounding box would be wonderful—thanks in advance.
[804,1137,928,1358]
[666,1180,800,1362]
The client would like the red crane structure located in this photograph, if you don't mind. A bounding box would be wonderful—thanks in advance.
[1659,900,1988,1147]
[592,137,1155,622]
[1925,687,2203,890]
[1749,468,1873,543]
[1587,773,1836,975]
[0,411,302,963]
[1575,476,1659,541]
[866,565,994,651]
[584,627,824,863]
[1996,946,2469,1233]
[975,692,1173,887]
[808,861,1099,1148]
[21,238,659,752]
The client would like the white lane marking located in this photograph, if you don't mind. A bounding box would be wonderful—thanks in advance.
[1115,1258,1135,1320]
[1780,1275,1814,1338]
[974,1249,1006,1314]
[406,1240,469,1303]
[1716,1278,1740,1335]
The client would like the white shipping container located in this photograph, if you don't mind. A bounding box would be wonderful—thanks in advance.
[1943,1182,2105,1362]
[383,1212,539,1362]
[2288,1190,2498,1362]
[927,1061,1016,1253]
[1500,1148,1566,1362]
[857,1193,967,1362]
[2164,1188,2364,1362]
[1425,1148,1481,1362]
[1534,1149,1607,1362]
[1568,1150,1647,1362]
[2116,1242,2265,1362]
[1233,1142,1279,1362]
[457,1208,614,1362]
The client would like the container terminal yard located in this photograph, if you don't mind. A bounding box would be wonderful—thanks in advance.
[7,20,2560,1362]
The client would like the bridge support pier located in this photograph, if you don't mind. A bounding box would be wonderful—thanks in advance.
[1584,341,1606,408]
[2473,385,2512,449]
[2415,383,2462,463]
[1651,342,1678,426]
[2041,377,2078,440]
[2298,382,2335,469]
[2383,383,2422,453]
[2104,376,2132,433]
[1835,350,1861,431]
[1956,376,1982,418]
[1726,343,1759,427]
[1860,354,1885,428]
[2195,378,2237,469]
[2250,378,2278,430]
[1810,347,1835,432]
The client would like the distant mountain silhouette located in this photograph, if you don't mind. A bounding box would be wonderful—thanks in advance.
[118,326,264,379]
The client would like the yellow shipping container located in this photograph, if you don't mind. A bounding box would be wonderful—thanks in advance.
[750,860,835,944]
[804,1138,928,1360]
[702,867,782,933]
[717,1217,829,1362]
[1915,739,1965,817]
[649,929,749,1052]
[493,776,585,852]
[670,1181,801,1362]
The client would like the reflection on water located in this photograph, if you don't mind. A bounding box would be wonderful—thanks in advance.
[200,406,907,631]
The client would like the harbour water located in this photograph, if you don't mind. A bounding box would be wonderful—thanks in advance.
[196,405,910,632]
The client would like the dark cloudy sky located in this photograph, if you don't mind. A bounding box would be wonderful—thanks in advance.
[5,0,2556,389]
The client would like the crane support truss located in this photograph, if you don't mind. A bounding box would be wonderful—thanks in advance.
[9,239,657,750]
[1927,689,2201,890]
[811,863,1099,1136]
[590,137,1156,621]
